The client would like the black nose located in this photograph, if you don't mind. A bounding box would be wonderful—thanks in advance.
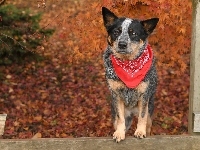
[118,41,127,49]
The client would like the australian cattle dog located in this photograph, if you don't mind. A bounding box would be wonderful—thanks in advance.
[102,7,159,142]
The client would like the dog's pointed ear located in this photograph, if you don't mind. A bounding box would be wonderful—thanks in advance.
[141,18,159,35]
[102,7,118,30]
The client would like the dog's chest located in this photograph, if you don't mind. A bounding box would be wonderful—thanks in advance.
[118,87,139,106]
[103,47,150,107]
[107,78,146,107]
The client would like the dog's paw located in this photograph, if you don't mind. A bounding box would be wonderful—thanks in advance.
[113,130,125,142]
[134,128,146,139]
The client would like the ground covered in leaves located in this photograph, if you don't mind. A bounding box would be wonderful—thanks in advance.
[0,0,189,139]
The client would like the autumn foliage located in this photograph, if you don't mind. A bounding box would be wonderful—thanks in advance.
[0,0,191,139]
[61,0,192,72]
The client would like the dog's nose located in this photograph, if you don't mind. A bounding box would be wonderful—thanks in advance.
[118,41,127,49]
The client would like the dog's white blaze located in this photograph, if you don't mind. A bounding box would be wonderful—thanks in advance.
[119,18,132,41]
[121,18,132,32]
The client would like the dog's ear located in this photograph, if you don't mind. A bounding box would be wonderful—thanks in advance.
[141,18,159,35]
[102,7,118,30]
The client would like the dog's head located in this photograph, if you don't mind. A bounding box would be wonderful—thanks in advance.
[102,7,159,60]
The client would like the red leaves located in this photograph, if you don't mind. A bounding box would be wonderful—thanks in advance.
[0,0,190,139]
[1,56,189,138]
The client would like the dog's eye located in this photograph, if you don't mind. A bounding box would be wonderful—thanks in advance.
[113,28,121,36]
[129,29,137,36]
[132,32,137,36]
[114,30,120,36]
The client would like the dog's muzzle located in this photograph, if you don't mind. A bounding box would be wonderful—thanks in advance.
[118,41,127,49]
[118,41,128,54]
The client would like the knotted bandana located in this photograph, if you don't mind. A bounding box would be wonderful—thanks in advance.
[111,44,153,88]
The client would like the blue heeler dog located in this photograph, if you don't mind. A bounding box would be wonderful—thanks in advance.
[102,7,159,142]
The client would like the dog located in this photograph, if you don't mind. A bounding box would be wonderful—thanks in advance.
[102,7,159,142]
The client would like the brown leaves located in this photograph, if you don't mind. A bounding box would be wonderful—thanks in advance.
[1,56,189,138]
[0,0,190,139]
[0,58,114,138]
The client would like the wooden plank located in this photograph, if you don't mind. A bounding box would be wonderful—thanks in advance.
[0,136,200,150]
[189,0,200,135]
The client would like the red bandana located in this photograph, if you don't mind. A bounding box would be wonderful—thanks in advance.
[111,44,153,88]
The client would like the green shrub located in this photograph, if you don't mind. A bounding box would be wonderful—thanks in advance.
[0,4,54,65]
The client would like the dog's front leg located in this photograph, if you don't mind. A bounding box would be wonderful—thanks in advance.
[107,79,126,142]
[113,97,126,142]
[134,99,149,138]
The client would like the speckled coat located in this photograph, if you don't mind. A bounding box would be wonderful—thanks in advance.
[103,42,157,120]
[102,7,159,141]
